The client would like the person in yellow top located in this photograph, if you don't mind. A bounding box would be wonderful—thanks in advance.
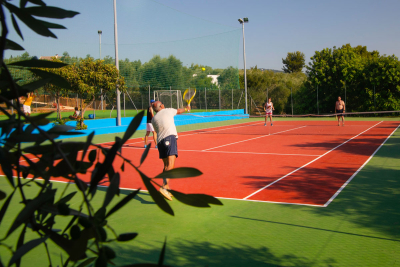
[23,92,34,116]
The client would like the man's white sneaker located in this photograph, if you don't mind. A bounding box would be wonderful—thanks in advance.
[159,188,172,201]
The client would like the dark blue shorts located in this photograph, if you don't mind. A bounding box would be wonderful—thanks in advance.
[337,109,345,116]
[157,135,178,159]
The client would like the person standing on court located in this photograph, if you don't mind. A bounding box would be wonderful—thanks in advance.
[22,92,34,116]
[335,96,345,126]
[144,100,157,148]
[151,100,190,201]
[264,98,275,126]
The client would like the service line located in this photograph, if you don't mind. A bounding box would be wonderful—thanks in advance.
[202,126,307,151]
[243,121,383,200]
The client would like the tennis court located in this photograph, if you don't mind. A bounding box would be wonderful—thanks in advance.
[4,115,400,266]
[68,118,400,207]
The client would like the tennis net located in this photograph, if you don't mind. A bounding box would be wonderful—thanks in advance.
[172,110,400,137]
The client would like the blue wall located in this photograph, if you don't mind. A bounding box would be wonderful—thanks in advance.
[3,110,248,140]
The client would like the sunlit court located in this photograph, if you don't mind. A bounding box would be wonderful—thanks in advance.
[18,117,399,207]
[2,0,400,266]
[87,119,400,204]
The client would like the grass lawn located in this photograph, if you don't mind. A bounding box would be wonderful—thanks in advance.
[1,121,400,266]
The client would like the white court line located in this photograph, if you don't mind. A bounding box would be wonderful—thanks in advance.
[323,123,400,207]
[119,146,320,157]
[202,126,307,151]
[217,196,325,207]
[243,121,383,200]
[8,176,325,207]
[174,121,264,138]
[97,120,264,147]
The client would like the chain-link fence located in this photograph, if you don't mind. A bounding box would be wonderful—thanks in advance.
[3,84,396,118]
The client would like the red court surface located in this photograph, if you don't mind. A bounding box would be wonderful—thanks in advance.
[12,120,400,207]
[105,120,400,207]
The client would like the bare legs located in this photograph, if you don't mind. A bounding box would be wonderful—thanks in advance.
[144,131,157,147]
[337,116,345,126]
[265,114,273,125]
[161,155,176,190]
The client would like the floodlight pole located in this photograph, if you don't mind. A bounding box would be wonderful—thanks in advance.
[113,0,121,126]
[98,30,104,111]
[239,18,248,114]
[98,30,102,59]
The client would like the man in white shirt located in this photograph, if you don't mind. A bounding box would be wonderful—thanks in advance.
[151,101,190,200]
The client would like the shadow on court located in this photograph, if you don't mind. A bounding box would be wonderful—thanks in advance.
[230,216,400,243]
[97,187,156,205]
[109,240,336,267]
[310,164,400,238]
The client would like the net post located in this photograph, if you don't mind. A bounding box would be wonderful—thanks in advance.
[170,86,172,108]
[317,84,319,115]
[101,89,103,110]
[199,88,201,110]
[291,87,293,116]
[250,93,252,115]
[123,92,125,117]
[93,94,96,118]
[219,87,221,111]
[205,87,207,112]
[374,85,376,114]
[232,88,233,110]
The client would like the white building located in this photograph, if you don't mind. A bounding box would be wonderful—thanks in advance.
[192,74,220,86]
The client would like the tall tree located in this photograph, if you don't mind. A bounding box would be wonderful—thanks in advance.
[282,51,305,73]
[71,58,126,123]
[301,44,400,114]
[41,57,76,119]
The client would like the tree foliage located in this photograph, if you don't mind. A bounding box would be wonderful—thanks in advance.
[70,58,126,120]
[297,44,400,114]
[239,67,307,114]
[282,51,305,73]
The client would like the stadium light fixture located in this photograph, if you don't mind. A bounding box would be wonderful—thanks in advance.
[238,17,249,114]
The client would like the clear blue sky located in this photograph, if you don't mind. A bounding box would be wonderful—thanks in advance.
[6,0,400,71]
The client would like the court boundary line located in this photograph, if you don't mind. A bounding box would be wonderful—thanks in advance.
[15,121,272,164]
[118,146,321,157]
[202,125,307,151]
[8,177,326,207]
[13,121,398,207]
[96,121,375,148]
[243,121,383,200]
[94,120,264,147]
[178,121,264,138]
[323,123,400,207]
[10,119,395,209]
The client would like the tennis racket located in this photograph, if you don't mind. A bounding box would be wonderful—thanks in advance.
[182,88,196,111]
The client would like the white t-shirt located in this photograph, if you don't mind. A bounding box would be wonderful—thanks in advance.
[151,108,178,144]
